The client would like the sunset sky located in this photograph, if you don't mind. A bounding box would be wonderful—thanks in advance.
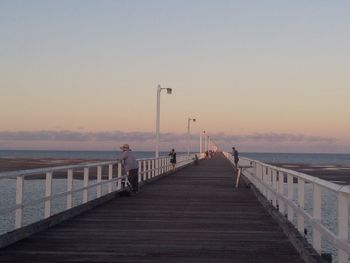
[1,0,349,153]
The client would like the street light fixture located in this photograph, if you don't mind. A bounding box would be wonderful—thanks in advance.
[155,85,172,158]
[187,117,196,156]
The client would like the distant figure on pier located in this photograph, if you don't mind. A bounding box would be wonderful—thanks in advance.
[169,149,176,171]
[232,147,239,168]
[193,154,199,165]
[120,144,139,194]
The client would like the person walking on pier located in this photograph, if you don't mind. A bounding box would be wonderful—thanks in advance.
[169,149,176,171]
[232,147,239,168]
[120,144,139,193]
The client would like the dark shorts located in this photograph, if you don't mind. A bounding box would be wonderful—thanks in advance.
[128,168,139,192]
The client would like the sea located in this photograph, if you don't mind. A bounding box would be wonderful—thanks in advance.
[0,150,350,165]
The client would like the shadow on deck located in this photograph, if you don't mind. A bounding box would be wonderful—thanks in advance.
[0,154,314,262]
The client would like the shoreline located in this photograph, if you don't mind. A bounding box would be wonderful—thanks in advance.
[270,162,350,185]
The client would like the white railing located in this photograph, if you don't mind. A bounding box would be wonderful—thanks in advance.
[0,154,196,235]
[223,152,350,263]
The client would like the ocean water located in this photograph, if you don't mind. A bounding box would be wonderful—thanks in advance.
[1,150,349,261]
[1,150,350,165]
[242,152,350,165]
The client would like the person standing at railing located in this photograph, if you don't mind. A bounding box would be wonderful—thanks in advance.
[120,144,139,193]
[232,147,239,168]
[169,149,176,171]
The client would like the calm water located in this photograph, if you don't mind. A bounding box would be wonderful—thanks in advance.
[1,150,350,165]
[244,152,350,165]
[1,150,349,261]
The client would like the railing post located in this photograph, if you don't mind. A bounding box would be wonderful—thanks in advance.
[15,175,24,229]
[312,184,322,253]
[67,169,73,209]
[160,158,163,174]
[97,166,102,198]
[137,160,142,182]
[83,167,89,204]
[152,159,155,177]
[260,165,264,194]
[148,160,151,179]
[263,167,268,198]
[142,161,147,181]
[266,168,271,202]
[255,163,259,191]
[287,173,294,222]
[44,172,53,219]
[165,158,168,172]
[278,172,285,214]
[271,169,277,207]
[156,159,159,176]
[108,164,113,193]
[297,178,305,235]
[338,192,349,263]
[117,162,122,190]
[255,164,260,191]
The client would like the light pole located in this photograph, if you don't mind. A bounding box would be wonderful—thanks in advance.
[187,117,196,156]
[205,135,209,152]
[155,84,172,158]
[200,130,205,154]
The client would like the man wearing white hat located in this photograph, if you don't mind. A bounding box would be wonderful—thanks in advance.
[120,144,139,193]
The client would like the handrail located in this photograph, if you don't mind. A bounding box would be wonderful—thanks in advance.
[0,153,198,235]
[223,152,349,263]
[0,161,117,179]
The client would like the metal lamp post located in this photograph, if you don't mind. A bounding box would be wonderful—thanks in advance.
[205,135,209,152]
[155,85,172,158]
[200,130,205,154]
[187,117,196,156]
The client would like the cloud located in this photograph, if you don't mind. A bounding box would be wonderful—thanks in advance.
[0,130,340,152]
[215,132,336,144]
[0,130,154,142]
[0,130,195,143]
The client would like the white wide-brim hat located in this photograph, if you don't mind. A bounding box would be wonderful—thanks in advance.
[120,143,130,150]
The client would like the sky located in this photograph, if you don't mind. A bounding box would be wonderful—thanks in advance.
[1,0,349,153]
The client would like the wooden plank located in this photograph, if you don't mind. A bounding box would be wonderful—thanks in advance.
[0,155,305,263]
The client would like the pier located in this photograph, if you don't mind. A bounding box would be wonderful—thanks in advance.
[0,153,345,262]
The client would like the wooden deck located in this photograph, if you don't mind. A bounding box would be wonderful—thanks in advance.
[0,154,306,263]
